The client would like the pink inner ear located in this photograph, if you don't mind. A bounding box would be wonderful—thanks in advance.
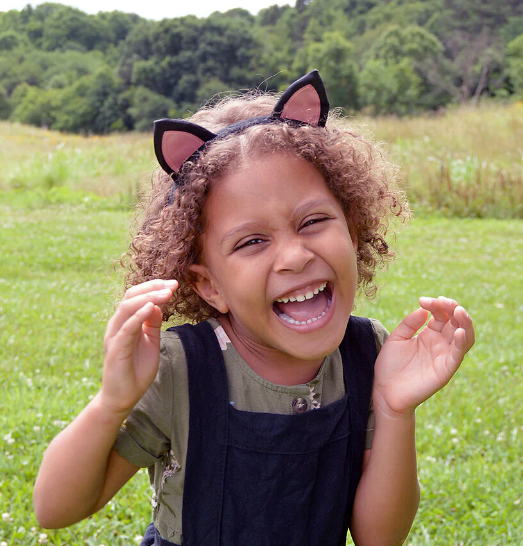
[162,132,207,172]
[281,84,321,126]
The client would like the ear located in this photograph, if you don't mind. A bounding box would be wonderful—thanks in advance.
[272,70,330,127]
[154,119,217,175]
[188,264,229,314]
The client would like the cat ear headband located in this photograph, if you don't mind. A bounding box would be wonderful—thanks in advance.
[153,70,329,196]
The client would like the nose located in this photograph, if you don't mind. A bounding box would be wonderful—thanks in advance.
[273,236,315,273]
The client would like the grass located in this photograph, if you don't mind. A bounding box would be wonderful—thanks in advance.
[1,112,523,544]
[363,101,523,218]
[2,101,523,217]
[1,207,522,545]
[0,122,154,207]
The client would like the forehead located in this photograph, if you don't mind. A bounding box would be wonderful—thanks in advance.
[203,153,337,223]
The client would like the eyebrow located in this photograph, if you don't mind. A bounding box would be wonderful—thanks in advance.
[219,198,335,246]
[220,222,266,246]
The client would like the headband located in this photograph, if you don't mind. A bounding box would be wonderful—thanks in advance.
[153,70,330,196]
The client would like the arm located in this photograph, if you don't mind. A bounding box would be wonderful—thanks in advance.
[34,279,178,528]
[350,297,475,546]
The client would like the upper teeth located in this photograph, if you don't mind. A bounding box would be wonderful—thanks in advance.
[275,281,327,303]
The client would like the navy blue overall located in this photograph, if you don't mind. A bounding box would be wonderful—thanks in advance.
[141,315,375,546]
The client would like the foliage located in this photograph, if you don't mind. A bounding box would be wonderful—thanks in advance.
[297,31,359,109]
[359,58,422,115]
[506,33,523,96]
[1,0,523,131]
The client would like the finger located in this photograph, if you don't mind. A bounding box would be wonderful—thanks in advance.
[447,327,468,373]
[122,279,178,301]
[420,296,459,331]
[419,296,448,323]
[142,303,164,335]
[438,296,460,327]
[106,288,174,342]
[107,301,157,360]
[388,306,430,342]
[453,306,475,351]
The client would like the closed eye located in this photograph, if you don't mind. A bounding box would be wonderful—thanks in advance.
[234,238,265,251]
[300,217,330,229]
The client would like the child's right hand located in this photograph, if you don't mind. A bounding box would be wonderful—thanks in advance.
[100,279,178,416]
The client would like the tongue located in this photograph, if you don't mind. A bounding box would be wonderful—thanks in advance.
[275,291,329,322]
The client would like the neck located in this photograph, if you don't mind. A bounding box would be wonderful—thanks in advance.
[216,315,323,386]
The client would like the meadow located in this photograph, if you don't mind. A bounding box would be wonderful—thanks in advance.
[0,104,522,545]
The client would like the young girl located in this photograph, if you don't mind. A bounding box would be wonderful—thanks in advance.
[34,71,475,546]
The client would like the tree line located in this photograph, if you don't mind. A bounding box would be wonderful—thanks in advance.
[1,0,523,133]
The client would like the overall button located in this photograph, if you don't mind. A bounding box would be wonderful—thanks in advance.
[292,397,308,414]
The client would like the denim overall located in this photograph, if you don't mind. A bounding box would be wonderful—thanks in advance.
[141,316,376,546]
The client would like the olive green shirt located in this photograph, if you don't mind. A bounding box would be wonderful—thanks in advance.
[114,317,388,544]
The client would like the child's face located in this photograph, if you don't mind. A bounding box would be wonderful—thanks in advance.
[192,153,359,365]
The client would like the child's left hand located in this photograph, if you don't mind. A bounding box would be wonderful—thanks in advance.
[372,296,475,418]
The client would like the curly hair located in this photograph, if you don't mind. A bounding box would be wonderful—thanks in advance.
[123,92,410,323]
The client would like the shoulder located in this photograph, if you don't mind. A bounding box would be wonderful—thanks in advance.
[157,327,190,388]
[160,320,219,373]
[368,318,389,353]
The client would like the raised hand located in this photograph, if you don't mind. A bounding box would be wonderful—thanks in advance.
[100,279,178,416]
[373,296,475,418]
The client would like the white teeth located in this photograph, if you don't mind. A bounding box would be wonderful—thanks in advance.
[275,281,328,303]
[277,299,331,326]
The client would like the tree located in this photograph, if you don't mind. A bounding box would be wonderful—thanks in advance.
[298,31,359,109]
[0,83,11,119]
[506,33,523,96]
[359,58,422,115]
[11,85,58,127]
[40,5,111,51]
[0,30,30,51]
[126,86,176,131]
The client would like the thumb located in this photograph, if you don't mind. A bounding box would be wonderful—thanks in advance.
[388,307,429,342]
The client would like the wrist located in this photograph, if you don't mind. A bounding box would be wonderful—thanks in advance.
[372,388,416,422]
[91,392,133,425]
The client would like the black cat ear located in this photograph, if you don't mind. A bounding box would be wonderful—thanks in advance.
[272,70,329,127]
[154,119,217,175]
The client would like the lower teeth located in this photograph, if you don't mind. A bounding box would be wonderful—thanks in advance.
[278,300,331,325]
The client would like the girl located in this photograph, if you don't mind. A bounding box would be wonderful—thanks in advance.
[34,71,475,546]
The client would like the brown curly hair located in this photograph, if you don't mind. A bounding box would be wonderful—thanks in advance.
[124,92,410,323]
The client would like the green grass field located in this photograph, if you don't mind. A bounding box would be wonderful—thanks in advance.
[1,112,523,545]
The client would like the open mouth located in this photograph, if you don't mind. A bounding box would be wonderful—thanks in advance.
[273,281,332,326]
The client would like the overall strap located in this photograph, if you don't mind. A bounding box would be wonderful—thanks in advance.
[173,321,229,546]
[339,315,377,529]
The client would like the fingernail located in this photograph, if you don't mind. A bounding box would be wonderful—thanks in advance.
[158,288,172,296]
[164,280,177,288]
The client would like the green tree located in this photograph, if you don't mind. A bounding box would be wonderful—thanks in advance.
[506,33,523,96]
[53,67,129,133]
[0,83,11,119]
[367,25,444,64]
[127,86,176,131]
[11,85,59,127]
[298,31,359,109]
[359,58,422,115]
[0,30,30,51]
[40,5,111,51]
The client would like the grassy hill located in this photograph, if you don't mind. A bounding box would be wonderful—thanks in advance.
[1,106,523,545]
[2,101,523,217]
